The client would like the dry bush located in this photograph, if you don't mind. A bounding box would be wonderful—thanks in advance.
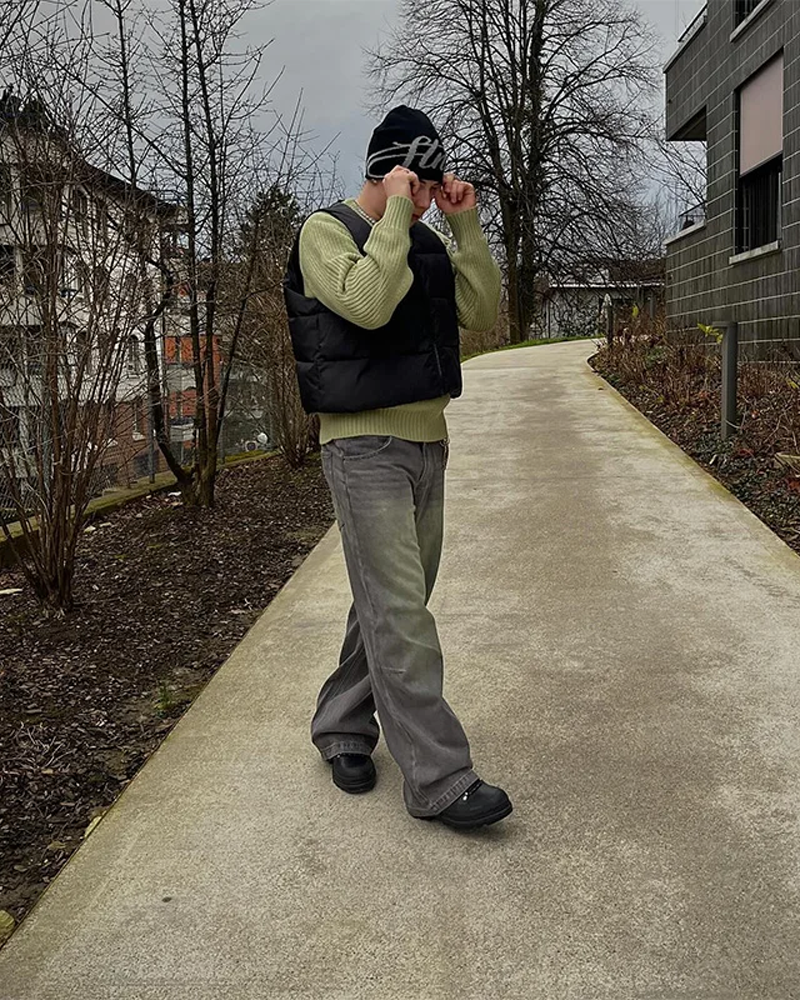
[460,326,507,360]
[233,186,318,469]
[737,359,800,458]
[460,300,509,360]
[593,315,800,460]
[263,328,318,469]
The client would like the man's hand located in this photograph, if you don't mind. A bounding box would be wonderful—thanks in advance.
[435,174,477,215]
[382,165,420,202]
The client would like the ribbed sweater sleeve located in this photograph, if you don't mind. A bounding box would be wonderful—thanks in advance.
[435,210,502,333]
[298,197,501,335]
[298,195,414,330]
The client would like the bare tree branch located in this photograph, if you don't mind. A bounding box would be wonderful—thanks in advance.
[365,0,661,341]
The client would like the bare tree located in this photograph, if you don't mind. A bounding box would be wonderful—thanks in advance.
[94,0,339,505]
[366,0,660,342]
[99,0,284,507]
[0,0,344,609]
[0,0,43,53]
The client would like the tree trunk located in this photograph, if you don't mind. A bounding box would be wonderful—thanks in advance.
[517,257,539,340]
[179,453,216,506]
[197,449,217,507]
[30,532,75,614]
[506,253,523,344]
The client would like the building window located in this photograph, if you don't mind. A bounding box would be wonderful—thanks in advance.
[95,200,108,241]
[70,187,89,238]
[0,245,15,282]
[739,158,781,250]
[58,252,80,299]
[0,164,12,218]
[93,265,110,300]
[132,396,145,435]
[24,326,42,374]
[22,249,46,296]
[75,329,94,374]
[128,334,142,374]
[122,272,141,312]
[122,210,142,243]
[737,55,783,252]
[71,187,87,216]
[0,326,19,370]
[0,404,21,448]
[20,168,54,218]
[735,0,762,24]
[76,260,91,297]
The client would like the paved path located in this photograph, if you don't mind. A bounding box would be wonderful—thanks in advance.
[2,341,800,999]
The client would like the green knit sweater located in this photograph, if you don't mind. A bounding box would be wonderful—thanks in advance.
[298,195,501,444]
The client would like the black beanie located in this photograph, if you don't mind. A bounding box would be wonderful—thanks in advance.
[365,105,446,182]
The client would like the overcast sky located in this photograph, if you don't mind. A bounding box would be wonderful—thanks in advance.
[256,0,707,193]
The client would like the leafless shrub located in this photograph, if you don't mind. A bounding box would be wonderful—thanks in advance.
[460,299,509,359]
[0,0,337,609]
[593,317,800,460]
[0,22,170,611]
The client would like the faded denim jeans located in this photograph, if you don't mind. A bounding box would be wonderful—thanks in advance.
[312,435,479,817]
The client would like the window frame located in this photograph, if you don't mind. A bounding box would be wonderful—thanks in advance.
[0,164,13,218]
[732,0,775,35]
[734,63,784,255]
[72,328,94,375]
[127,334,142,374]
[0,244,15,283]
[22,248,47,297]
[0,403,22,448]
[132,396,146,436]
[735,0,762,23]
[70,186,90,239]
[736,154,782,253]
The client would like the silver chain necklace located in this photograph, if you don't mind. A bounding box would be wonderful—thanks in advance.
[350,200,376,227]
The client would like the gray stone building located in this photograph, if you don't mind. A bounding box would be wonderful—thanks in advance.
[664,0,799,355]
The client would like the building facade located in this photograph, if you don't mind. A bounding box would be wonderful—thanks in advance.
[0,96,190,509]
[664,0,800,354]
[536,260,665,340]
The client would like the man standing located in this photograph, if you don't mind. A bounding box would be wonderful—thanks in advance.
[284,106,512,829]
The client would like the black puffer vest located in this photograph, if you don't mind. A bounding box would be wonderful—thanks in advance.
[283,202,462,414]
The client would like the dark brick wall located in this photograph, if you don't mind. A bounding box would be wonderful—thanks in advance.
[664,0,800,354]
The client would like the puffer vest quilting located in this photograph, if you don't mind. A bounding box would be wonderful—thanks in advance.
[283,202,462,414]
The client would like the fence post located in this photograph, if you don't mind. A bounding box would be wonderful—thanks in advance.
[720,321,738,441]
[603,293,613,342]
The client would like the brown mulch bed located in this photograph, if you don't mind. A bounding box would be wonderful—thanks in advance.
[589,340,800,558]
[0,454,334,939]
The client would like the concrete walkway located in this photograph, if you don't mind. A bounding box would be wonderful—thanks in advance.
[2,340,800,999]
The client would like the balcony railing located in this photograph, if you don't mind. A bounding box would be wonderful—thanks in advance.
[679,202,706,229]
[169,418,194,443]
[664,201,708,247]
[678,4,708,44]
[665,4,708,73]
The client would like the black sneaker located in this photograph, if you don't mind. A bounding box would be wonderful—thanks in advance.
[329,753,376,794]
[433,780,512,829]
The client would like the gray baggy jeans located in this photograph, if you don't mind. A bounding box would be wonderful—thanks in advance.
[312,435,479,817]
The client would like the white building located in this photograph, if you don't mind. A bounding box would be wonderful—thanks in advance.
[534,260,666,340]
